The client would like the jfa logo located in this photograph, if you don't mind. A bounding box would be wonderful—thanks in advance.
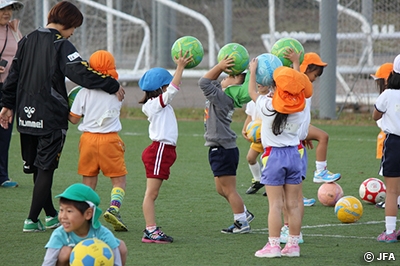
[364,251,396,263]
[377,252,395,261]
[24,106,35,118]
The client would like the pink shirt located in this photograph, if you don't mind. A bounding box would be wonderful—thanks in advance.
[0,19,21,83]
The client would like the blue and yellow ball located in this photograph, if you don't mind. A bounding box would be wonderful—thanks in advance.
[246,120,261,143]
[334,196,363,223]
[70,238,114,266]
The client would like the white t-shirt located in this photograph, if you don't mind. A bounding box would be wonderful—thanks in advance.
[256,95,305,148]
[375,89,400,136]
[70,88,122,133]
[245,100,260,121]
[142,85,179,145]
[298,97,312,141]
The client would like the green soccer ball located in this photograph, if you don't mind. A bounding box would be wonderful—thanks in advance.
[270,37,304,67]
[68,86,82,109]
[171,36,204,69]
[217,43,250,75]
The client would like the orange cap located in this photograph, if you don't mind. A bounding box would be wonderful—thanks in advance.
[89,50,118,79]
[370,63,393,80]
[299,52,327,73]
[272,66,313,114]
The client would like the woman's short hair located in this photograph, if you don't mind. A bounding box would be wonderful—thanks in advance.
[47,1,83,30]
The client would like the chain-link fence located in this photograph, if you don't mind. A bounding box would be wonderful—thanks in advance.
[13,0,400,111]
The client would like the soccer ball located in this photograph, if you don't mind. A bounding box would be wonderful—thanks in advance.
[335,196,363,223]
[255,53,282,86]
[317,182,344,206]
[70,238,114,266]
[359,177,386,204]
[246,120,261,143]
[171,36,204,69]
[68,86,82,109]
[270,37,305,67]
[217,43,250,75]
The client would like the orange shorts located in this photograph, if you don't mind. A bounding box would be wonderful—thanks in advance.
[376,130,386,159]
[78,132,128,177]
[250,142,264,154]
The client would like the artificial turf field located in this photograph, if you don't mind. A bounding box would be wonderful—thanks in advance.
[1,117,399,265]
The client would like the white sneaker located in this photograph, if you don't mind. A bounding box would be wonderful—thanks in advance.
[313,169,341,183]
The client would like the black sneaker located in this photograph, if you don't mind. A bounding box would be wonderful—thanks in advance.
[246,181,264,194]
[221,220,250,234]
[262,191,267,197]
[376,201,400,209]
[142,227,173,243]
[246,210,255,223]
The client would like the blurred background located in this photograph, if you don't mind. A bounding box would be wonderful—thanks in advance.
[13,0,400,118]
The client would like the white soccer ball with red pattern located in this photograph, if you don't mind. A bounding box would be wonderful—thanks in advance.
[359,178,386,204]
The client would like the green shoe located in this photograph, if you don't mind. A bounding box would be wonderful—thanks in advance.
[23,219,45,232]
[45,214,60,229]
[103,208,128,232]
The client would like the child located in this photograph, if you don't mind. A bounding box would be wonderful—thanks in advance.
[139,51,192,243]
[299,53,341,183]
[242,82,269,195]
[280,52,336,243]
[68,50,128,232]
[370,63,400,210]
[198,56,254,234]
[249,58,312,258]
[42,183,127,266]
[374,54,400,242]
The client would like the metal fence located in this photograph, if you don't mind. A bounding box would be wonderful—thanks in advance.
[13,0,400,112]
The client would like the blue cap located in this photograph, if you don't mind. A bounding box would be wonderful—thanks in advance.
[139,67,173,91]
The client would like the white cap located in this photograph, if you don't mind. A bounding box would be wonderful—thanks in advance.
[394,54,400,74]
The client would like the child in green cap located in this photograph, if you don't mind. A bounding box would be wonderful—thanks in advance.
[42,183,127,266]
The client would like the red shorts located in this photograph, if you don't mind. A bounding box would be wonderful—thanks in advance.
[142,141,176,179]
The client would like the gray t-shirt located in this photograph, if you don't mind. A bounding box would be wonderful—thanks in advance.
[198,77,237,149]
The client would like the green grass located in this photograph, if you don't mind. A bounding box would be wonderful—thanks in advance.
[3,114,400,265]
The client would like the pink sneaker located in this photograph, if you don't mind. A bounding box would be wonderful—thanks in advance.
[255,242,281,258]
[281,243,300,257]
[377,231,397,243]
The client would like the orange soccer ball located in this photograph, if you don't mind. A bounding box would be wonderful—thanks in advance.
[318,182,344,206]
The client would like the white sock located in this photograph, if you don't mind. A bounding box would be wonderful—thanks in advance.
[316,161,327,172]
[234,212,247,222]
[269,237,280,247]
[287,235,300,246]
[385,216,397,234]
[249,163,261,182]
[397,196,400,206]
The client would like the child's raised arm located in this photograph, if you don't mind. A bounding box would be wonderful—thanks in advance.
[171,51,192,87]
[248,58,259,102]
[203,56,234,80]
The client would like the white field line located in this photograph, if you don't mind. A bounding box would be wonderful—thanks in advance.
[250,220,400,239]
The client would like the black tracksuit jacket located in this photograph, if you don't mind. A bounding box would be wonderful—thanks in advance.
[0,27,120,135]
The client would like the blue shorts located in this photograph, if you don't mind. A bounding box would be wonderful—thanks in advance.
[261,146,302,186]
[208,146,239,177]
[300,142,307,180]
[380,133,400,177]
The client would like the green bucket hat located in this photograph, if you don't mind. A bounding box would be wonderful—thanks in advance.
[224,71,251,108]
[56,183,102,229]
